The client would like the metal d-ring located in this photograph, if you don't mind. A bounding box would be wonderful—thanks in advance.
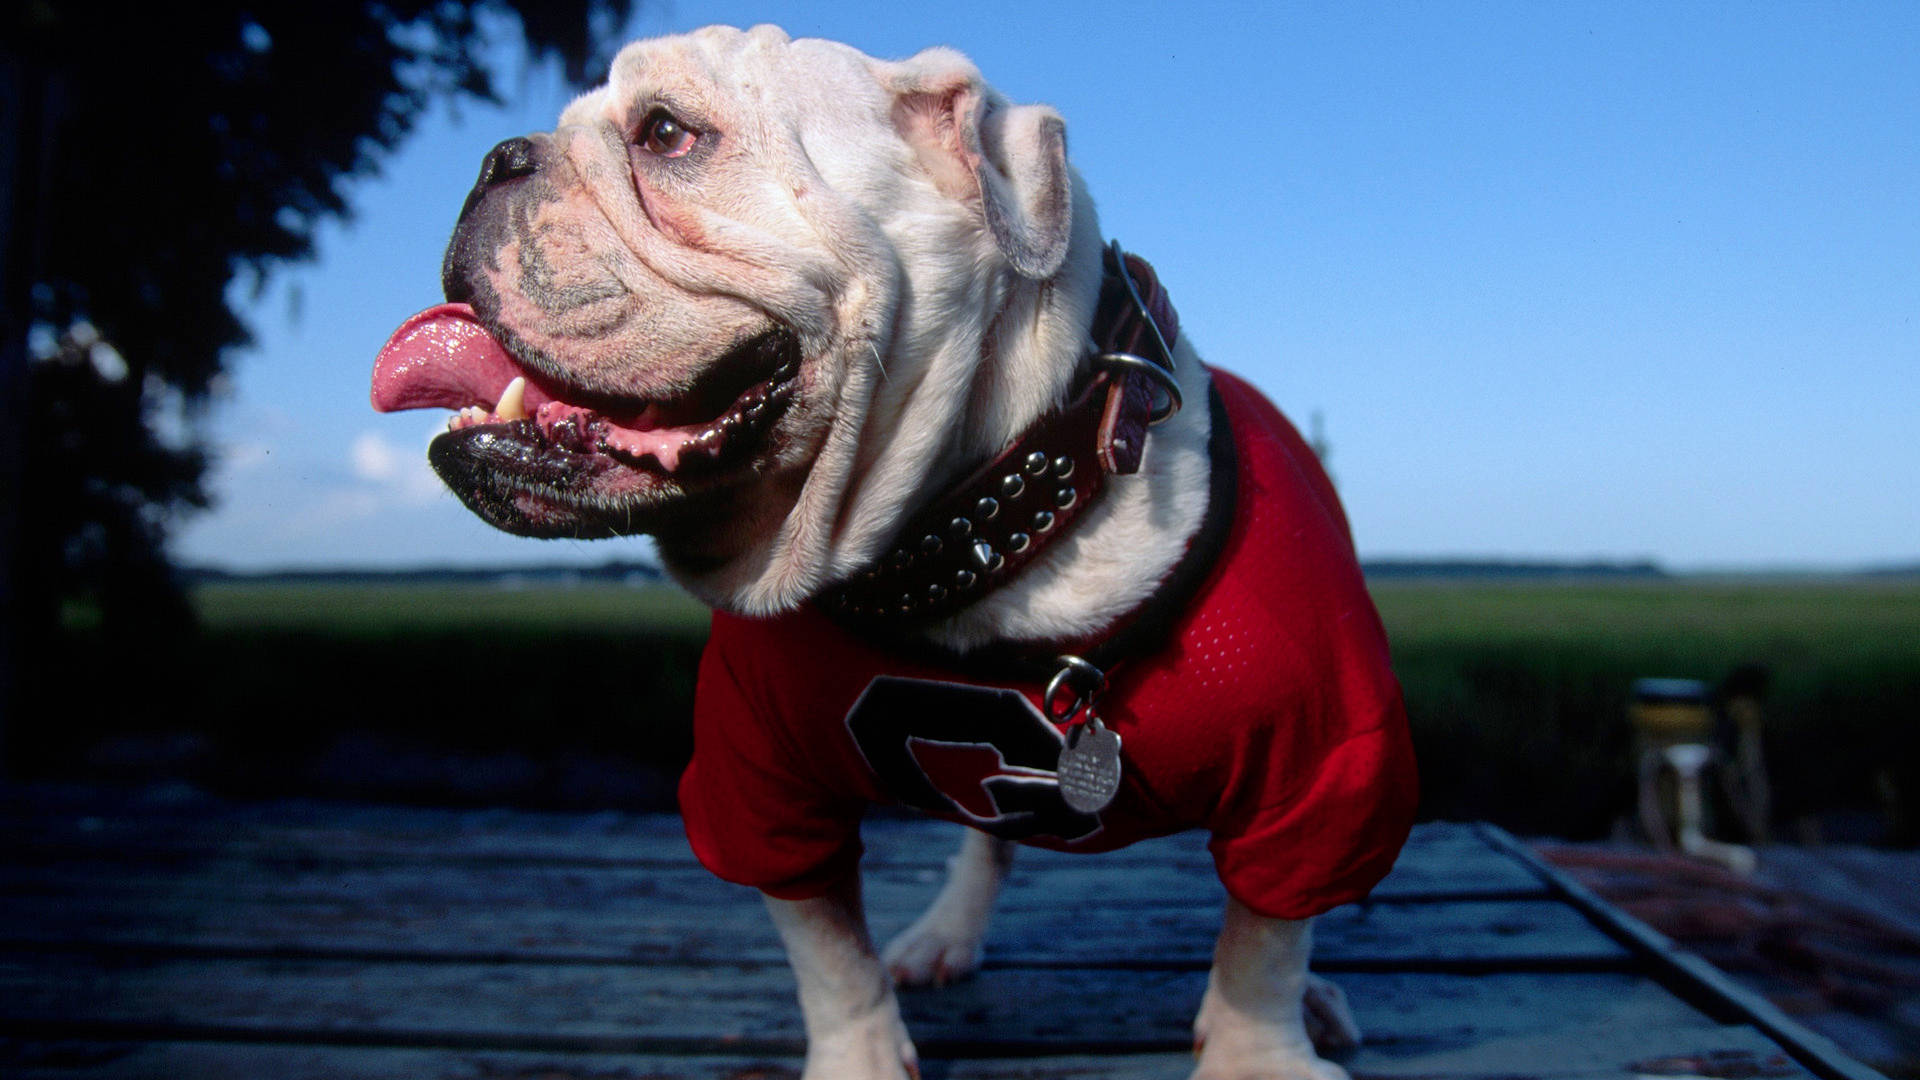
[1097,239,1183,426]
[1107,240,1174,368]
[1044,654,1108,723]
[1094,351,1183,424]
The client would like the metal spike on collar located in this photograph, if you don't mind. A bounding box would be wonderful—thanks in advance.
[971,541,1003,573]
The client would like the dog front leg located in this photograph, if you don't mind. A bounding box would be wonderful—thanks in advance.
[1191,900,1356,1080]
[882,827,1014,986]
[765,875,920,1080]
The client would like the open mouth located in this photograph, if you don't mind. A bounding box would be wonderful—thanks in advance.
[370,303,799,536]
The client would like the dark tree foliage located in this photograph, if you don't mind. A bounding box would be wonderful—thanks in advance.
[2,1,632,756]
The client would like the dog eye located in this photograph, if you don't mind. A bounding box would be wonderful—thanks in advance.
[637,110,698,158]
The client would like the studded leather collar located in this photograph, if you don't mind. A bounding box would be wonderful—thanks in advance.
[818,242,1181,627]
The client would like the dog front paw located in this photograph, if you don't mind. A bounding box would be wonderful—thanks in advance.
[1189,1039,1349,1080]
[1192,987,1349,1080]
[804,1007,920,1080]
[1189,1057,1348,1080]
[881,908,986,988]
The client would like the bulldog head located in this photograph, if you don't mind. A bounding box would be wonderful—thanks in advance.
[372,25,1105,614]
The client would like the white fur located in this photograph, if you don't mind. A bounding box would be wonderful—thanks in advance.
[1191,904,1356,1080]
[766,878,919,1080]
[486,26,1357,1079]
[880,828,1012,986]
[543,27,1128,619]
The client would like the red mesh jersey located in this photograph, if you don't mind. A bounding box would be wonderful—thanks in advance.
[678,368,1417,920]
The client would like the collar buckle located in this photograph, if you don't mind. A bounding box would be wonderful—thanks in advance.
[1094,350,1182,424]
[1094,240,1182,425]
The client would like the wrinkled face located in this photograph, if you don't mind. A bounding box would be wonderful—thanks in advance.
[372,27,906,545]
[371,25,1083,609]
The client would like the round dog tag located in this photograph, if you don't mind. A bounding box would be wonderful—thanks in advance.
[1057,716,1122,813]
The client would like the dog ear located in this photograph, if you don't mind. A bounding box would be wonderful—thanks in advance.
[885,48,1072,280]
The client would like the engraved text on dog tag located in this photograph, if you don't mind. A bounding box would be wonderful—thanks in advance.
[1057,715,1122,813]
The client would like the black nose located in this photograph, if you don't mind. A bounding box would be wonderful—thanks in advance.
[456,136,540,221]
[476,136,540,189]
[450,137,542,271]
[445,137,542,305]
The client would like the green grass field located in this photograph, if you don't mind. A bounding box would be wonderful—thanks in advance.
[191,579,714,636]
[192,576,1920,651]
[1374,577,1920,647]
[157,576,1920,837]
[1367,578,1920,838]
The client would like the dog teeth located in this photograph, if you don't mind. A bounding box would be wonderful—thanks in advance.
[554,358,799,475]
[449,405,490,430]
[494,377,528,421]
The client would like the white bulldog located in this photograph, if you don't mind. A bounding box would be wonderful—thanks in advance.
[373,25,1414,1080]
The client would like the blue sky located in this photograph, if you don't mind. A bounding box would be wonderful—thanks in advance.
[173,1,1919,572]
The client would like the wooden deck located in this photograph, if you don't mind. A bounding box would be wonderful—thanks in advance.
[1540,842,1920,1076]
[0,788,1885,1079]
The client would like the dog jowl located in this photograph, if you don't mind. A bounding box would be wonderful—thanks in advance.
[372,24,1414,1080]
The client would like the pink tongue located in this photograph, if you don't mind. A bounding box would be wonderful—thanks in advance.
[371,303,531,413]
[369,302,719,474]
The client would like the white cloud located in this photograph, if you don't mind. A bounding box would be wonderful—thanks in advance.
[346,426,445,504]
[350,430,402,482]
[176,417,664,571]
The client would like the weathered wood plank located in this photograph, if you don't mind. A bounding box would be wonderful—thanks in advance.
[0,849,1536,938]
[0,808,1541,897]
[0,804,1846,1080]
[0,800,694,865]
[1760,845,1920,941]
[1485,826,1885,1080]
[0,1029,1815,1080]
[0,870,1625,968]
[0,816,1592,970]
[3,849,1247,912]
[0,961,1794,1072]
